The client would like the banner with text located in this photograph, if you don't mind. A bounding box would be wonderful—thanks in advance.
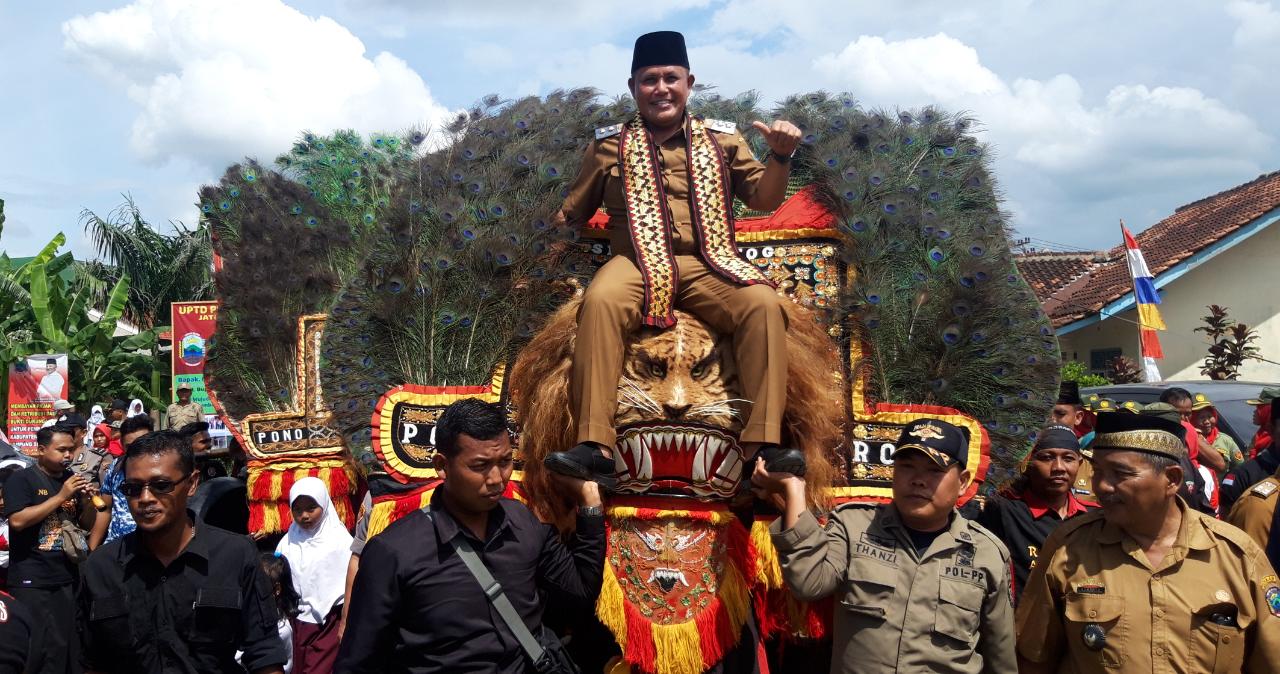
[6,353,69,452]
[171,301,226,441]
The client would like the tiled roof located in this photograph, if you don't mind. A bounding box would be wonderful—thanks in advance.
[1017,170,1280,327]
[1016,252,1104,303]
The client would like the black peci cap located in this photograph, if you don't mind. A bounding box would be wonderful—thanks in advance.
[892,418,970,468]
[1057,381,1083,406]
[631,31,689,73]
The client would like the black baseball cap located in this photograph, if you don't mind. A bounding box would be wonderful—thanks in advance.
[892,418,970,468]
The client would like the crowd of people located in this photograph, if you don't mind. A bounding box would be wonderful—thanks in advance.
[0,381,1276,673]
[2,28,1280,674]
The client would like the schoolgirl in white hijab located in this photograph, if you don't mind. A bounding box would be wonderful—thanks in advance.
[276,477,352,623]
[275,477,351,673]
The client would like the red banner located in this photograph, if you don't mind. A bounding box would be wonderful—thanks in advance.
[171,300,219,415]
[6,353,69,453]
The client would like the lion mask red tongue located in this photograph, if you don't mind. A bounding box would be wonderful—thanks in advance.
[612,423,744,498]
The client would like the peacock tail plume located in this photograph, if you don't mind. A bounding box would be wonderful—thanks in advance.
[202,89,1056,491]
[321,90,605,454]
[201,130,418,421]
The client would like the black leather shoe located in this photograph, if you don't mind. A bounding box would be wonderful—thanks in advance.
[544,443,619,491]
[758,445,806,477]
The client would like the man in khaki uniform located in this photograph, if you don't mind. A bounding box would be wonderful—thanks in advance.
[1017,412,1280,673]
[1072,397,1116,501]
[544,31,806,487]
[165,382,202,430]
[1226,466,1278,552]
[756,418,1016,673]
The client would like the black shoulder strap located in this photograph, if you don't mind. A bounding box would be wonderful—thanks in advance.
[424,505,547,664]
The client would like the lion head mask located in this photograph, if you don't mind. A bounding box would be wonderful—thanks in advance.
[511,294,843,531]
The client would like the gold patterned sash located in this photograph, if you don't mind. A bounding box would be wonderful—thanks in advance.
[619,116,773,327]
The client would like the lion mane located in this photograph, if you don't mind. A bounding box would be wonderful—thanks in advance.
[510,295,843,532]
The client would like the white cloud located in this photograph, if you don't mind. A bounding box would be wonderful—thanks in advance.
[812,33,1271,200]
[363,0,714,29]
[62,0,452,167]
[1226,0,1280,46]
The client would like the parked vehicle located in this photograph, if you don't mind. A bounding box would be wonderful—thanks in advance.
[1082,381,1275,449]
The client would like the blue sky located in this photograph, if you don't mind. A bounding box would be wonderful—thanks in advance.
[2,0,1278,257]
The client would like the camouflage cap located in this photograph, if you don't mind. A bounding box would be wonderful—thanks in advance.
[1190,391,1214,411]
[1140,401,1183,425]
[1246,387,1280,406]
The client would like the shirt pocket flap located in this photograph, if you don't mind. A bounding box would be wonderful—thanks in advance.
[938,578,985,610]
[195,585,242,610]
[90,596,129,621]
[1064,594,1124,623]
[1192,598,1250,629]
[846,555,898,587]
[935,580,984,643]
[841,558,897,618]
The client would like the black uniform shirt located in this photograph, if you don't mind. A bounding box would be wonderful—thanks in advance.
[977,490,1096,603]
[0,466,81,588]
[0,589,45,674]
[336,488,606,674]
[77,515,286,674]
[1220,444,1279,515]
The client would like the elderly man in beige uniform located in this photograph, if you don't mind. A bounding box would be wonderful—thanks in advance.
[1017,412,1280,673]
[544,30,807,487]
[754,418,1016,673]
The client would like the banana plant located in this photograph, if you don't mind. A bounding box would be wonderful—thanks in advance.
[1,222,167,425]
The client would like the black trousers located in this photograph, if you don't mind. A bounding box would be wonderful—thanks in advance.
[9,583,79,674]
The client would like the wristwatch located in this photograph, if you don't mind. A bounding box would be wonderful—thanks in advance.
[579,505,604,518]
[769,149,793,165]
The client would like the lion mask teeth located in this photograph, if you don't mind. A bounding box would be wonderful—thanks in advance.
[614,425,744,497]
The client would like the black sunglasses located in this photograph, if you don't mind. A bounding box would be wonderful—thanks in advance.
[120,473,193,498]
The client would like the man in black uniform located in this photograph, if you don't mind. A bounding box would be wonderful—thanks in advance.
[0,589,45,674]
[976,425,1097,603]
[77,431,285,674]
[1221,399,1280,515]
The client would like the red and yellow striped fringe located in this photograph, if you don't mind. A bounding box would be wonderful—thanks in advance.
[597,502,753,674]
[247,458,356,534]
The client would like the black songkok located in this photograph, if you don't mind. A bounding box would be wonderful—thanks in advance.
[631,31,689,73]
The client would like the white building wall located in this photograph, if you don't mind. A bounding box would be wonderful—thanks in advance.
[1057,219,1280,382]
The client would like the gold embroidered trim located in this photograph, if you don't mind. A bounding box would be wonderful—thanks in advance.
[686,117,771,287]
[1092,430,1186,460]
[621,116,679,327]
[619,116,773,328]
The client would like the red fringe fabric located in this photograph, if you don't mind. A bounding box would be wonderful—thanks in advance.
[246,460,357,534]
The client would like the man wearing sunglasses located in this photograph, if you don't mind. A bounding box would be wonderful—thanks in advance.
[75,431,286,674]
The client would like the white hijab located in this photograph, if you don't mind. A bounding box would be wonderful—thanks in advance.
[275,477,353,624]
[127,399,145,418]
[88,405,105,426]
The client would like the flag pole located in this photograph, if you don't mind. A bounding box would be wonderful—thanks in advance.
[1121,219,1164,382]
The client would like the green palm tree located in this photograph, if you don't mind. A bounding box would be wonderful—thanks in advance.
[79,195,213,330]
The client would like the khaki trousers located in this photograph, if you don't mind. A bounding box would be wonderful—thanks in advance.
[572,254,788,449]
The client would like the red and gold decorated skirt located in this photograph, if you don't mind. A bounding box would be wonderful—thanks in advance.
[600,498,798,674]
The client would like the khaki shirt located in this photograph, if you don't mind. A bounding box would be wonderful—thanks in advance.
[1073,450,1096,500]
[1226,469,1279,552]
[165,401,202,430]
[771,503,1017,674]
[561,119,770,258]
[1017,500,1280,673]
